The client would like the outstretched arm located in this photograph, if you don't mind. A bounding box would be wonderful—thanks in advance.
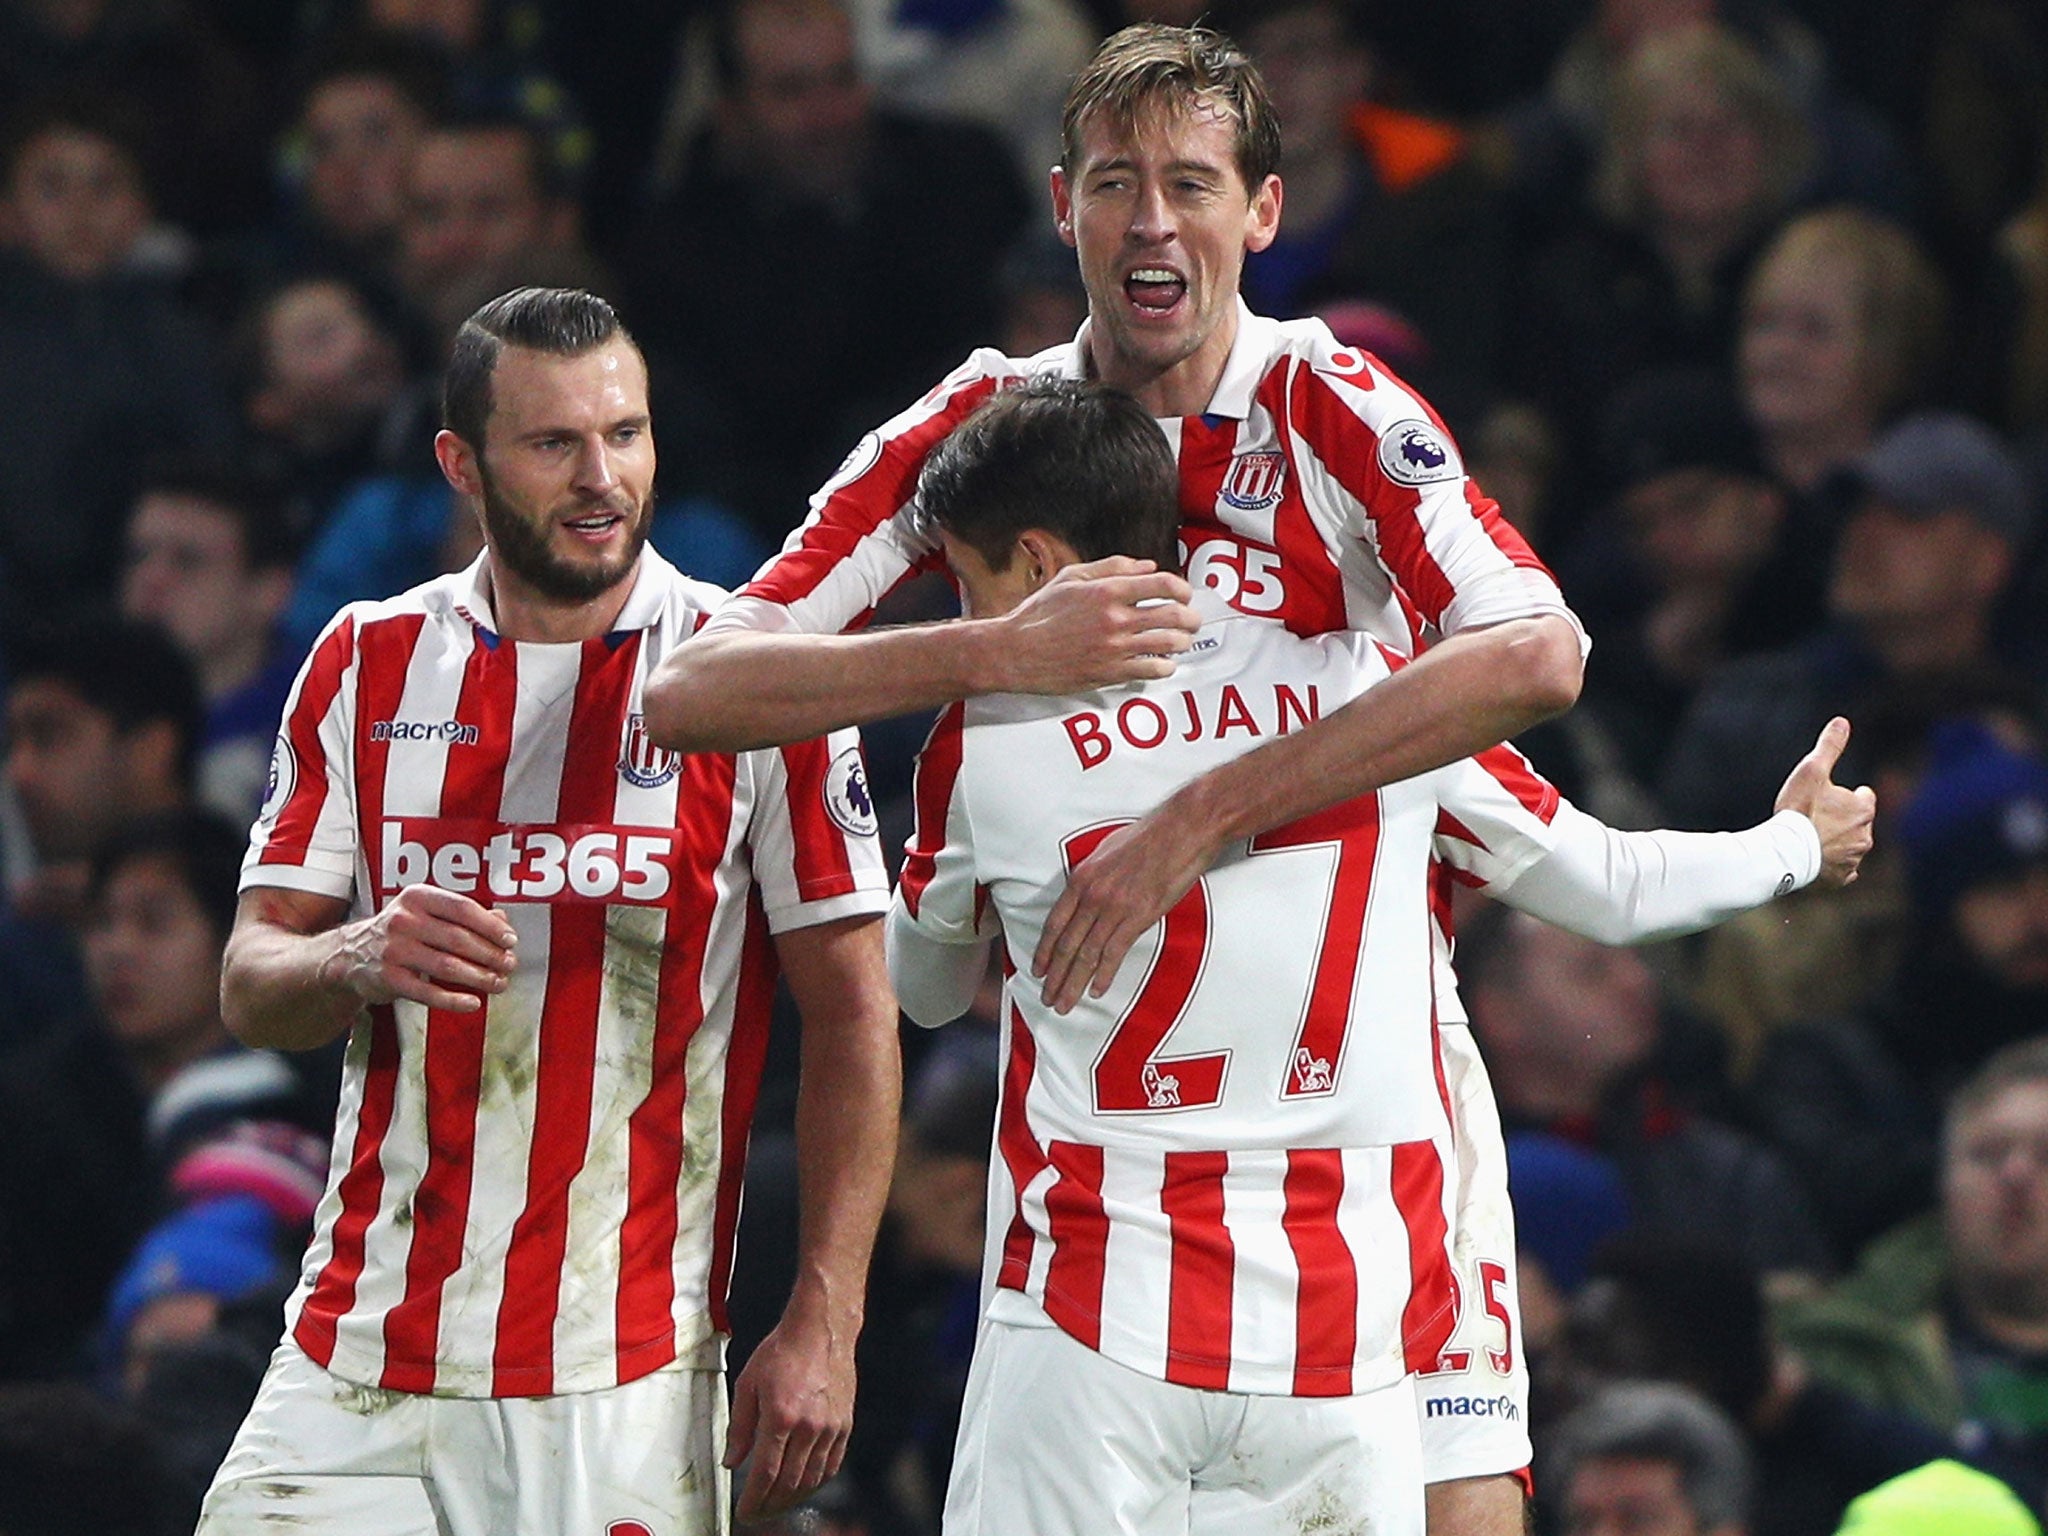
[641,559,1199,753]
[1032,612,1585,1010]
[725,915,901,1524]
[1477,718,1876,943]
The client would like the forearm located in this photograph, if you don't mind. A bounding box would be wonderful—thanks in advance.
[1497,804,1821,946]
[785,947,902,1339]
[642,624,1004,753]
[222,921,363,1051]
[1169,616,1583,852]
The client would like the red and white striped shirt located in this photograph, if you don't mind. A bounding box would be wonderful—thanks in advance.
[709,302,1580,654]
[244,551,889,1398]
[889,599,1563,1397]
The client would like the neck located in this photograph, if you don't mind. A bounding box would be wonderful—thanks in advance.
[1956,1271,2048,1352]
[482,556,639,643]
[1655,217,1745,307]
[1763,416,1875,493]
[1497,1055,1607,1123]
[1858,610,1991,677]
[199,629,271,702]
[130,1018,230,1096]
[1089,305,1242,418]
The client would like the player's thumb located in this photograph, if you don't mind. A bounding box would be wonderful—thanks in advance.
[1803,717,1852,781]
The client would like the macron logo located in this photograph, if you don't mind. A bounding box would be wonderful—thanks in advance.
[1424,1395,1520,1422]
[372,718,479,746]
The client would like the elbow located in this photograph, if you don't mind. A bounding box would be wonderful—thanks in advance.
[1515,615,1584,722]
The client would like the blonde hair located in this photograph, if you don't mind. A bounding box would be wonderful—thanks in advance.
[1060,23,1281,191]
[1594,23,1813,233]
[1744,206,1949,418]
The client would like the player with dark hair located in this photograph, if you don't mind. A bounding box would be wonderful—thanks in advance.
[199,287,900,1534]
[891,378,1872,1535]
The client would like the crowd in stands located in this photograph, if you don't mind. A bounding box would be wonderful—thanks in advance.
[3,0,2048,1531]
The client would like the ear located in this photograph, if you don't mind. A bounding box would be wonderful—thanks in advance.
[435,427,483,500]
[1051,165,1077,249]
[1016,527,1080,582]
[1245,172,1283,254]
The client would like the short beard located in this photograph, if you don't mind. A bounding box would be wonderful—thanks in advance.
[478,467,652,605]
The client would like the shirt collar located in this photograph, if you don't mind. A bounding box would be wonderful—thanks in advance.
[450,547,675,641]
[1065,299,1275,421]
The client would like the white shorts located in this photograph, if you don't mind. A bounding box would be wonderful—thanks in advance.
[197,1341,729,1536]
[943,1319,1424,1536]
[1415,1025,1531,1484]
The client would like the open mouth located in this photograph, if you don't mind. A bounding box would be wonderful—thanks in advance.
[562,509,627,540]
[1125,267,1187,315]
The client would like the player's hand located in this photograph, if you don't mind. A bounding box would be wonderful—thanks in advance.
[1034,806,1218,1013]
[994,557,1198,695]
[320,884,518,1011]
[725,1305,856,1525]
[1773,716,1877,888]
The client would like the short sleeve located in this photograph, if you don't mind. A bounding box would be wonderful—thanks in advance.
[743,729,891,932]
[241,610,363,900]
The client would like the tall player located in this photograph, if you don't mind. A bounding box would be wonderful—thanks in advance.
[200,288,900,1535]
[888,381,1871,1535]
[641,25,1583,1530]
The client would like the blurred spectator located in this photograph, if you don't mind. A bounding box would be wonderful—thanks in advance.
[273,30,448,280]
[0,810,326,1383]
[995,235,1087,358]
[623,0,1029,540]
[1662,413,2037,831]
[1540,1379,1754,1536]
[1737,207,1949,528]
[1686,676,2043,1084]
[1233,0,1514,427]
[1560,370,1812,792]
[847,1027,996,1532]
[1753,727,2048,1260]
[1555,1239,1951,1536]
[238,272,432,524]
[1511,22,1814,470]
[396,108,605,344]
[0,90,236,616]
[103,1193,296,1400]
[3,618,200,929]
[1833,1460,2042,1536]
[848,0,1095,195]
[1464,906,1831,1278]
[1778,1037,2048,1508]
[0,1381,190,1536]
[0,0,275,239]
[119,462,304,819]
[1500,0,1911,232]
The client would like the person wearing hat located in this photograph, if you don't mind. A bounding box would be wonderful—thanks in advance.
[1662,411,2040,834]
[1777,1037,2048,1512]
[1752,725,2048,1265]
[1834,1460,2040,1536]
